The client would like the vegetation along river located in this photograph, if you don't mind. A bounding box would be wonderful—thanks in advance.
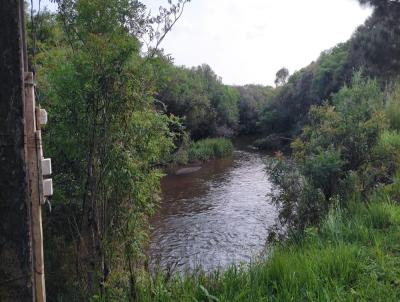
[149,141,278,272]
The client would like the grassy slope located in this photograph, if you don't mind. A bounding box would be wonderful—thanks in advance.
[137,195,400,301]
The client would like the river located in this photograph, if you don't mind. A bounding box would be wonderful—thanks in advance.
[149,142,278,273]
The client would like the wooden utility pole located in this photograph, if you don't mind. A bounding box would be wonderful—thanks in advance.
[0,1,51,301]
[0,0,34,300]
[25,71,47,302]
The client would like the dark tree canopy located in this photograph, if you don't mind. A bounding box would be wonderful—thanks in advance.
[259,3,400,142]
[358,0,400,7]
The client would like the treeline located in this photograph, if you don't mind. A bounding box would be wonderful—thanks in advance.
[152,61,275,139]
[153,0,400,151]
[161,0,400,149]
[264,0,400,232]
[259,0,400,145]
[155,63,239,138]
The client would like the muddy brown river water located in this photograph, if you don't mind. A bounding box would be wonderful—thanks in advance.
[149,144,278,272]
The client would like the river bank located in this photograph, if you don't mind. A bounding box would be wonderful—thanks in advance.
[166,137,234,175]
[169,136,270,176]
[140,196,400,301]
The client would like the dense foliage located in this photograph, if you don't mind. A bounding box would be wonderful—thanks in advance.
[155,63,240,139]
[268,74,399,231]
[236,85,276,134]
[29,0,254,299]
[31,0,185,299]
[258,2,400,143]
[133,3,400,299]
[26,0,400,300]
[154,64,275,139]
[264,0,400,232]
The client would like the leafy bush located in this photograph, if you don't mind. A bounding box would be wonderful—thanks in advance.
[35,1,178,299]
[302,148,345,198]
[268,73,392,231]
[267,157,328,231]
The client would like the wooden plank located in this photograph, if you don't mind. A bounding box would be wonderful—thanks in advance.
[25,71,46,302]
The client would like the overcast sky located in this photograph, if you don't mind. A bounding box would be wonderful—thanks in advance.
[36,0,372,86]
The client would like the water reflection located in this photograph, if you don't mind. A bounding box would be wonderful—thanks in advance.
[149,147,277,272]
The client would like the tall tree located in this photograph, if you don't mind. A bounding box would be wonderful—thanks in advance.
[32,0,186,299]
[275,67,289,87]
[357,0,400,7]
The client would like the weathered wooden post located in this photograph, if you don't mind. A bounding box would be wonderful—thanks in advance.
[25,71,47,302]
[0,1,51,301]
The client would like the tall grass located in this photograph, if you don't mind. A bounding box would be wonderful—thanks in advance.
[136,197,400,301]
[188,138,234,162]
[386,80,400,131]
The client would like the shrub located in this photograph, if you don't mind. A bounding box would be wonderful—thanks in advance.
[302,149,345,198]
[266,157,327,230]
[269,73,389,231]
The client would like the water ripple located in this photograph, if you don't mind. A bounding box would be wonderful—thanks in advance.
[149,149,278,272]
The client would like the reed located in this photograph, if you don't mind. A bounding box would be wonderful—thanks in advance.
[188,138,234,162]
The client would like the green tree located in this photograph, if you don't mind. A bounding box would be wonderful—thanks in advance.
[293,73,386,196]
[259,5,400,146]
[32,0,185,299]
[269,74,389,231]
[274,67,289,87]
[236,84,275,134]
[156,63,240,139]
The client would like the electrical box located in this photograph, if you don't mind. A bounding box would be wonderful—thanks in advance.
[41,158,52,176]
[39,108,48,125]
[43,179,53,197]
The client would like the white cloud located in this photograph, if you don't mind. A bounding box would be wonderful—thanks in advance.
[143,0,372,86]
[32,0,58,12]
[36,0,372,86]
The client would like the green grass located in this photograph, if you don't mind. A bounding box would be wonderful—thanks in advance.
[188,138,234,162]
[136,196,400,301]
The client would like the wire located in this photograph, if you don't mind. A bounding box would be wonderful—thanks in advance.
[30,0,35,63]
[30,0,42,103]
[30,0,42,71]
